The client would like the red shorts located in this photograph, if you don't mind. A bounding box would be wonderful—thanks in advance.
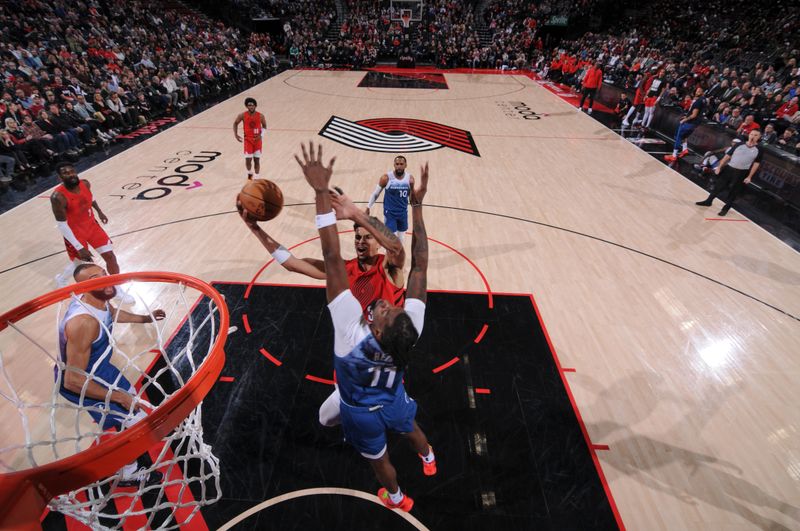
[243,137,262,157]
[64,223,112,260]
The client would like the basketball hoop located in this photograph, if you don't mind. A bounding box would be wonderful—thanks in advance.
[0,272,228,530]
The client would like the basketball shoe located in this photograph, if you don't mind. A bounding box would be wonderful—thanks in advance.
[419,446,437,476]
[378,488,414,512]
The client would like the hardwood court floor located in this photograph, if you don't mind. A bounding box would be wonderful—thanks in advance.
[2,68,800,530]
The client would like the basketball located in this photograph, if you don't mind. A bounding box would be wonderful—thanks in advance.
[238,179,283,221]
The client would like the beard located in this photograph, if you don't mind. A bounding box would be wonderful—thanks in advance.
[64,177,80,187]
[90,285,117,301]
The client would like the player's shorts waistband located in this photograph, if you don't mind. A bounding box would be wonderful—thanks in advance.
[340,398,385,412]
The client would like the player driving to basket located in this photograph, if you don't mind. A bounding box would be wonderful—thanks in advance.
[294,141,435,512]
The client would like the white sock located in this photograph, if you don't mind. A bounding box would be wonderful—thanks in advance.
[247,170,253,176]
[395,231,405,244]
[388,488,404,504]
[682,143,688,151]
[421,447,435,463]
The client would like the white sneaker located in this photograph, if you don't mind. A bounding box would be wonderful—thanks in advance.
[588,108,593,115]
[622,120,630,126]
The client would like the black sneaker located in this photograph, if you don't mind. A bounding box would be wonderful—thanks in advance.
[695,200,713,206]
[118,469,163,488]
[718,208,729,216]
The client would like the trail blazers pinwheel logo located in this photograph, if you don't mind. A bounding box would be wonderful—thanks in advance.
[319,116,480,156]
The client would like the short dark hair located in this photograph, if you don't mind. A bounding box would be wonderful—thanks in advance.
[394,155,406,163]
[380,312,419,369]
[56,162,75,175]
[72,262,96,280]
[244,97,257,106]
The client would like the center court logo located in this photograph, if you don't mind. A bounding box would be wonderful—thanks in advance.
[319,116,480,156]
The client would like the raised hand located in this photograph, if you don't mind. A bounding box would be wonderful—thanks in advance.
[294,141,335,192]
[330,188,360,221]
[412,162,429,205]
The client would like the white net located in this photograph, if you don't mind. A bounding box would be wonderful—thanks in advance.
[0,274,225,529]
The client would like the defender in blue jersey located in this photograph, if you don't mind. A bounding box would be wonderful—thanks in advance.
[366,155,415,243]
[58,263,166,486]
[295,141,435,513]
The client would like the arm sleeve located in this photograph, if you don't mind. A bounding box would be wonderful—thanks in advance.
[57,221,83,249]
[754,146,764,164]
[367,184,384,209]
[404,298,426,335]
[328,290,366,357]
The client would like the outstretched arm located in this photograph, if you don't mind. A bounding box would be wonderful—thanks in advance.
[238,202,327,279]
[294,141,346,302]
[406,163,429,303]
[366,174,388,215]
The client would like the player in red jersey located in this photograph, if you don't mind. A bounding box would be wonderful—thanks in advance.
[239,188,406,317]
[233,97,267,180]
[50,163,130,299]
[239,182,420,427]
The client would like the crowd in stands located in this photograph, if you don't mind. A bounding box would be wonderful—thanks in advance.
[538,0,799,154]
[0,0,281,192]
[2,0,797,192]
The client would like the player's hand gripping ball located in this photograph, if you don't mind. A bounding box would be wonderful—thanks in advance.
[238,179,284,221]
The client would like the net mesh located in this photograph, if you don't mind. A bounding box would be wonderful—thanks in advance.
[0,276,224,529]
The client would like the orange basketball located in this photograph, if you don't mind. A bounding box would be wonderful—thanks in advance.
[238,179,283,221]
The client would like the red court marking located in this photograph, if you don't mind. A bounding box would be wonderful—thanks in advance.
[219,376,235,382]
[528,294,626,531]
[474,324,489,343]
[562,367,576,372]
[111,490,148,530]
[305,374,335,385]
[242,313,251,334]
[704,218,750,222]
[432,357,461,374]
[475,388,491,394]
[147,445,208,531]
[260,347,282,366]
[245,232,494,379]
[592,444,611,451]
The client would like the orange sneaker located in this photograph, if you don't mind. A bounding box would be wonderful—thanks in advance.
[678,148,689,158]
[419,447,437,476]
[378,488,414,512]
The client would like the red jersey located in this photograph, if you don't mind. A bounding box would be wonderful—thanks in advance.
[55,181,96,232]
[345,254,405,317]
[243,111,263,139]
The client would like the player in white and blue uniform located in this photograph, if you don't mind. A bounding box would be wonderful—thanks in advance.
[366,156,415,243]
[58,295,131,430]
[296,142,434,512]
[57,263,166,485]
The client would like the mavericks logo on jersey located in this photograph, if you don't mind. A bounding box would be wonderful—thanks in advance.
[319,116,480,156]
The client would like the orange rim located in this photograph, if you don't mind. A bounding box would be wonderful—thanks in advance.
[0,272,228,527]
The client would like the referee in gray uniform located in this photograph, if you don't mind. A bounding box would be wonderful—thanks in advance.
[695,129,763,216]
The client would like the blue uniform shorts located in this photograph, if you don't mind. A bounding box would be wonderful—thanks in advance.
[384,212,408,233]
[340,390,417,458]
[59,374,133,431]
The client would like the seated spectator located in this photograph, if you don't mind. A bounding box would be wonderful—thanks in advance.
[761,123,778,144]
[776,127,798,151]
[736,114,761,137]
[776,96,799,121]
[727,107,744,130]
[713,103,732,125]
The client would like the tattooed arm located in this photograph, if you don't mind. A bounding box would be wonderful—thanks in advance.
[331,190,406,276]
[406,163,429,303]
